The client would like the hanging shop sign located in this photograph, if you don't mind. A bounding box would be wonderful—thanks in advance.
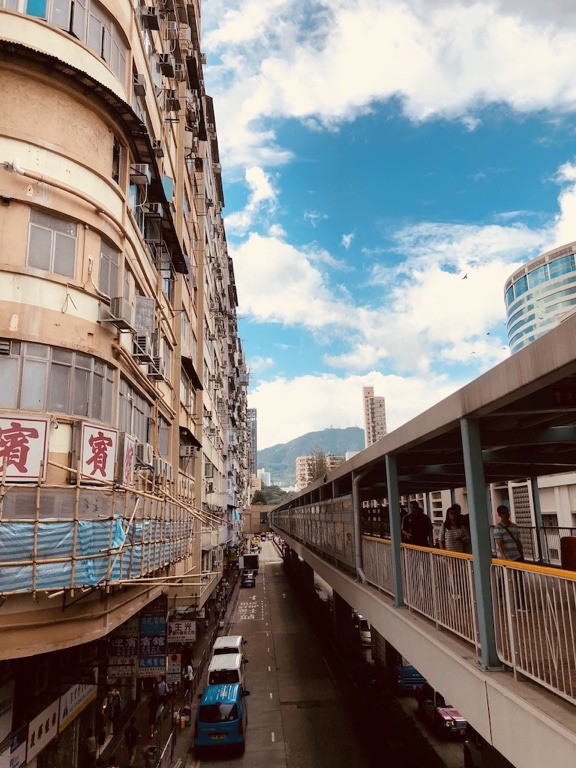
[168,619,196,643]
[138,597,168,677]
[79,423,118,484]
[9,724,28,768]
[0,415,49,482]
[26,699,59,762]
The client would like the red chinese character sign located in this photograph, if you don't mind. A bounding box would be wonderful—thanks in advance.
[118,433,136,486]
[0,415,49,482]
[80,423,118,484]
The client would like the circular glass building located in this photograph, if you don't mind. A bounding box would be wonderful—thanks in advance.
[505,242,576,352]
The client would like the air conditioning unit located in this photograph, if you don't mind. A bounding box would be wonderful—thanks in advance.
[165,89,181,112]
[136,442,154,466]
[213,163,221,173]
[174,63,186,82]
[148,357,166,380]
[179,445,197,457]
[151,139,164,158]
[130,164,151,186]
[158,53,175,77]
[132,334,153,362]
[179,25,191,42]
[141,6,160,30]
[133,73,147,97]
[109,296,134,329]
[0,339,10,355]
[152,457,166,477]
[145,202,164,218]
[184,130,198,155]
[165,462,173,483]
[165,20,179,39]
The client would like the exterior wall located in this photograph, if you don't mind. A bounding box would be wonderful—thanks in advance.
[0,1,249,764]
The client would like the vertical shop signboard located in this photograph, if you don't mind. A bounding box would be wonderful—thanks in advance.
[9,725,28,768]
[108,616,139,678]
[0,415,49,482]
[26,699,59,762]
[138,596,167,677]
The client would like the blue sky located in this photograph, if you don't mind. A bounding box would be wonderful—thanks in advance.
[202,0,576,449]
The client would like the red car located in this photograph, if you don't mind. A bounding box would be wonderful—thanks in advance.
[415,683,467,738]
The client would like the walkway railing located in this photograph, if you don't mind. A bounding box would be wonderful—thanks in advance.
[492,561,576,705]
[361,536,576,707]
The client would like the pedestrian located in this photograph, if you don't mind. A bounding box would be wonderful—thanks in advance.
[107,685,122,735]
[493,505,528,610]
[438,506,470,553]
[183,661,194,700]
[84,728,97,768]
[124,716,139,767]
[401,500,434,547]
[148,689,159,738]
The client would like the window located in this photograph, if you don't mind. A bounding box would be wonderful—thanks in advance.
[112,137,122,184]
[27,209,77,278]
[0,342,113,420]
[542,514,558,528]
[549,254,575,280]
[118,378,151,443]
[8,0,127,81]
[158,415,170,457]
[513,275,528,298]
[99,239,120,297]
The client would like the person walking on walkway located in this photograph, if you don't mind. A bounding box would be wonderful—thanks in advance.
[124,716,139,767]
[438,506,470,553]
[402,501,434,547]
[494,505,528,611]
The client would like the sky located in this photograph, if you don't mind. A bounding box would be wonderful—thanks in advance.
[201,0,576,450]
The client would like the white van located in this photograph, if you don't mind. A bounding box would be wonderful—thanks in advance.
[212,635,246,657]
[207,653,246,687]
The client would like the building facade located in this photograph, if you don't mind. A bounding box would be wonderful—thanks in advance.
[363,386,387,447]
[247,407,257,477]
[0,1,249,765]
[504,241,576,353]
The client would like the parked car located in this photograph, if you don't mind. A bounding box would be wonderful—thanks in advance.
[241,570,256,588]
[355,614,371,647]
[463,724,515,768]
[415,683,467,738]
[387,661,426,693]
[194,683,250,757]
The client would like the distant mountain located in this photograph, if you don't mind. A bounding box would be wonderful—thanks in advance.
[257,427,365,488]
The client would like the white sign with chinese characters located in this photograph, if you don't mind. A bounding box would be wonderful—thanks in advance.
[0,416,49,482]
[168,620,196,642]
[26,699,59,762]
[80,423,118,483]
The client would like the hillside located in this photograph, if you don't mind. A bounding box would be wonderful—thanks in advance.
[257,427,365,488]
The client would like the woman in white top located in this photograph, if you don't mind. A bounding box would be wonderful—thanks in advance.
[438,506,470,553]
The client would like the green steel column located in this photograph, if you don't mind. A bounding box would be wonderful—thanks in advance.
[385,454,405,608]
[530,476,545,563]
[460,417,500,669]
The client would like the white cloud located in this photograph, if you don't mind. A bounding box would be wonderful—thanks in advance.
[249,371,464,449]
[224,166,277,235]
[232,233,349,327]
[304,210,329,228]
[204,0,576,169]
[342,232,354,249]
[249,356,275,373]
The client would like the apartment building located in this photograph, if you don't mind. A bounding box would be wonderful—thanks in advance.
[295,453,346,491]
[0,1,248,764]
[363,386,386,447]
